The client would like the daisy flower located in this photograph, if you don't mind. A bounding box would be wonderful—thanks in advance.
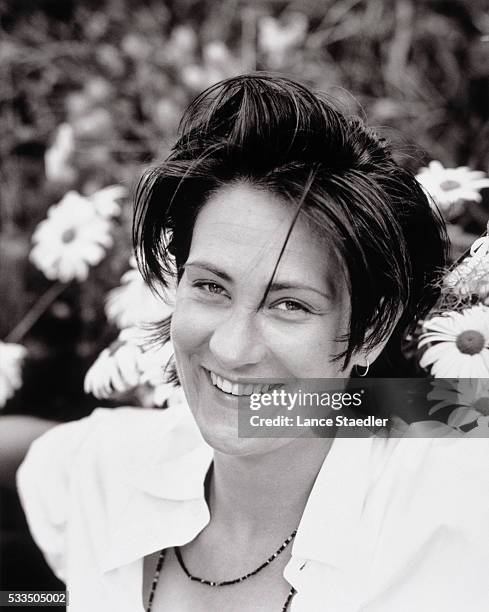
[135,342,175,407]
[84,338,141,398]
[105,256,175,328]
[418,305,489,377]
[444,254,489,299]
[30,191,113,282]
[415,161,489,218]
[84,326,175,406]
[89,185,127,219]
[137,337,175,406]
[0,341,28,408]
[121,326,175,407]
[444,226,489,300]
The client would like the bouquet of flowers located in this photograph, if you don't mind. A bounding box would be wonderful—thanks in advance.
[415,162,489,435]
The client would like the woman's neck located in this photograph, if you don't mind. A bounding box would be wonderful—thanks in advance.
[208,436,335,542]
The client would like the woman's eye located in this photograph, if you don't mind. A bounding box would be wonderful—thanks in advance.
[273,300,310,313]
[194,281,226,296]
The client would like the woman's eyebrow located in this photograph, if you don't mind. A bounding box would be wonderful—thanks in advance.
[184,261,233,282]
[269,281,333,301]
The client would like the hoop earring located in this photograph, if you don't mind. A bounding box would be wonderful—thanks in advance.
[355,359,369,377]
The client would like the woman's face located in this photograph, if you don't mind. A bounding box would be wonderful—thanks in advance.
[171,181,353,454]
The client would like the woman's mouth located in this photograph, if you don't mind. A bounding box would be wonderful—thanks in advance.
[208,370,278,396]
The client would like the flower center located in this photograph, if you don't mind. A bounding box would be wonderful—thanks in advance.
[455,330,485,355]
[439,179,460,192]
[473,397,489,417]
[61,228,76,243]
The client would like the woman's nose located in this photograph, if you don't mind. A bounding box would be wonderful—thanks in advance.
[208,309,266,371]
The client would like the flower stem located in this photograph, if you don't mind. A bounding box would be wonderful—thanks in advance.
[5,281,69,344]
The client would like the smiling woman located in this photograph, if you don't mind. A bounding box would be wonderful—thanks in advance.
[134,75,447,374]
[16,75,489,612]
[170,183,352,455]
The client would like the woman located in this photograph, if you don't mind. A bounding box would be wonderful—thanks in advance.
[17,75,489,611]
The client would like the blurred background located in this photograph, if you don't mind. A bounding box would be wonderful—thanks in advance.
[1,0,488,600]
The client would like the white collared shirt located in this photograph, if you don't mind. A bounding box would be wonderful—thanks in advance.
[17,403,489,611]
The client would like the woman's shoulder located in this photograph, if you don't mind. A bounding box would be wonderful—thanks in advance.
[373,426,489,511]
[16,395,207,582]
[19,391,200,475]
[348,432,489,609]
[68,400,208,496]
[286,431,489,610]
[366,429,489,567]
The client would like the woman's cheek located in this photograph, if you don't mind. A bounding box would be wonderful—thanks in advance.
[263,324,345,378]
[171,299,198,353]
[170,296,216,354]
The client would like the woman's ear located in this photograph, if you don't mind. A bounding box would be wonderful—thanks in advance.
[352,302,405,372]
[352,339,389,373]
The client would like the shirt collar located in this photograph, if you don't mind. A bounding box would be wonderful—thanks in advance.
[120,402,214,498]
[291,436,375,568]
[101,405,213,572]
[100,407,378,575]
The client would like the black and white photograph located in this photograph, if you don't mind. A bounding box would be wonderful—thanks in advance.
[1,1,489,610]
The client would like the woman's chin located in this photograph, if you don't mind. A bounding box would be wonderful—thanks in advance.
[195,417,291,457]
[183,370,295,456]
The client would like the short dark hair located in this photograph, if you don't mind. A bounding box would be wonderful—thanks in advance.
[134,74,448,371]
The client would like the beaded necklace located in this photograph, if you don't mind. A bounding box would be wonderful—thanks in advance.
[145,463,297,611]
[146,530,297,612]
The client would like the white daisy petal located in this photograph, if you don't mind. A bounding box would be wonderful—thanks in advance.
[480,350,489,373]
[84,333,147,400]
[82,244,105,265]
[89,185,127,219]
[99,361,116,396]
[84,322,176,407]
[447,407,479,427]
[415,161,489,218]
[418,334,455,348]
[429,361,450,379]
[419,342,450,367]
[85,349,113,397]
[430,351,463,378]
[456,357,475,379]
[0,342,28,408]
[105,256,176,329]
[114,346,141,388]
[419,305,489,374]
[110,361,132,393]
[469,353,489,378]
[30,190,114,282]
[421,317,460,335]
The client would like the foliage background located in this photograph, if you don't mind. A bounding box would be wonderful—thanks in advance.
[1,0,488,423]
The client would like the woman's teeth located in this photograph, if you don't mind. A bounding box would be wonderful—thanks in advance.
[209,372,276,396]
